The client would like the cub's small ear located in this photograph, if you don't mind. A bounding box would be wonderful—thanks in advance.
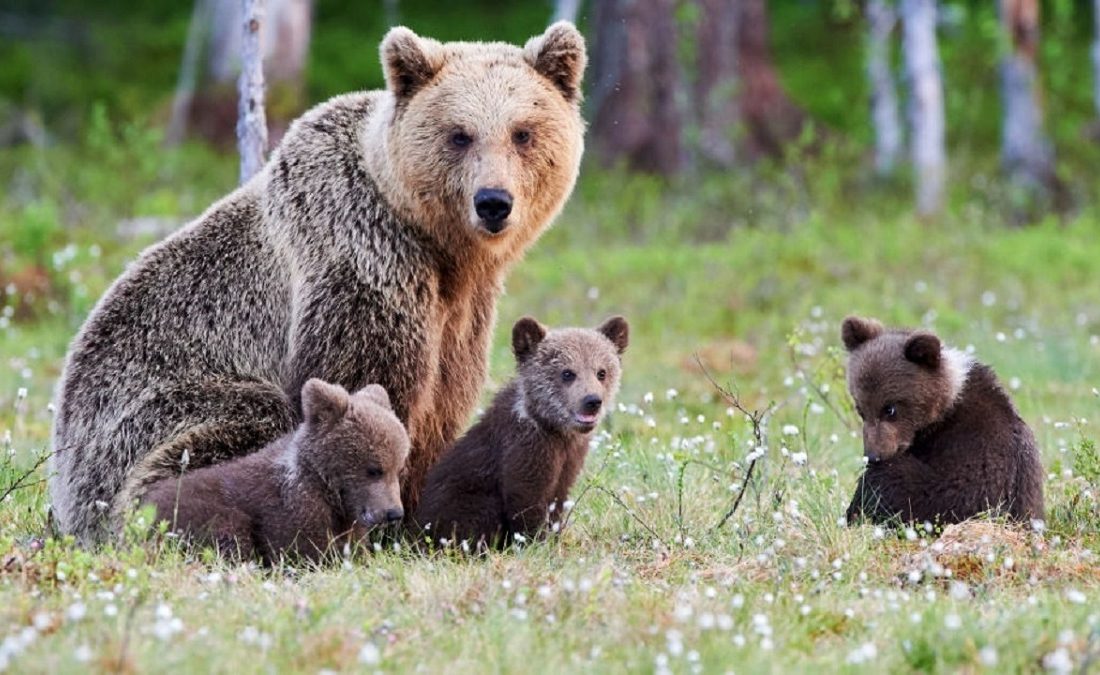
[841,316,885,352]
[597,316,629,355]
[356,383,393,410]
[512,316,548,363]
[904,333,942,369]
[524,21,587,103]
[380,26,444,100]
[302,379,349,427]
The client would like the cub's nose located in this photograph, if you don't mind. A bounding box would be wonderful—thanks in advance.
[474,188,513,230]
[581,394,602,415]
[384,507,404,523]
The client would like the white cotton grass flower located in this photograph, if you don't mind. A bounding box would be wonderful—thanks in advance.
[781,424,799,436]
[1042,648,1073,673]
[358,643,381,665]
[979,646,998,667]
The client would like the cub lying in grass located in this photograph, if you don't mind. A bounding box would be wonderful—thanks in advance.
[842,316,1045,525]
[414,315,629,549]
[143,379,409,563]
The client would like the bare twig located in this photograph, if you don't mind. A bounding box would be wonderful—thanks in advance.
[693,355,776,531]
[0,450,51,503]
[786,340,854,430]
[591,484,665,548]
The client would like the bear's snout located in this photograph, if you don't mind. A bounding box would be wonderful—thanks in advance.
[474,188,513,232]
[384,507,404,523]
[581,394,602,415]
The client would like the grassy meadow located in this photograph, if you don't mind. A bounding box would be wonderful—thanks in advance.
[1,128,1100,673]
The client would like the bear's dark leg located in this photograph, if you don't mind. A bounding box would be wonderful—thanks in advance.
[106,378,295,536]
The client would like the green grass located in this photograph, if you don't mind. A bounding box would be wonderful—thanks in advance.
[2,154,1100,671]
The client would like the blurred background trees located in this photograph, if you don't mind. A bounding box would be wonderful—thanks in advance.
[1,0,1098,224]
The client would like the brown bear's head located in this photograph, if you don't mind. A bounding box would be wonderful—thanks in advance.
[297,379,410,529]
[512,315,629,434]
[841,316,972,463]
[372,22,586,262]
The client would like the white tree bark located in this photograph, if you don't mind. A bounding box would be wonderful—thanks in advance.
[999,0,1052,192]
[1092,0,1100,121]
[237,0,268,184]
[210,0,311,86]
[165,0,211,145]
[552,0,581,24]
[901,0,945,216]
[866,0,902,175]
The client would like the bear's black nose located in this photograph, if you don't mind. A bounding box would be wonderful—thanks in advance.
[581,395,602,414]
[384,507,404,523]
[474,188,513,229]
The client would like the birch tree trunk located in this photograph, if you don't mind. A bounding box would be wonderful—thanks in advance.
[866,0,902,176]
[552,0,581,25]
[695,0,739,167]
[165,0,211,146]
[238,0,268,184]
[901,0,945,216]
[1094,0,1100,121]
[590,0,685,175]
[999,0,1053,195]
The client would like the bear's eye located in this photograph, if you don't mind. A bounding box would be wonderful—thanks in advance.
[561,369,576,383]
[450,130,473,148]
[366,467,384,479]
[512,129,531,146]
[596,369,607,382]
[881,404,898,421]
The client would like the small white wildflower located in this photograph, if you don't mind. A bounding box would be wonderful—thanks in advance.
[32,612,51,631]
[66,602,87,622]
[979,646,998,666]
[1066,589,1086,605]
[791,452,807,466]
[781,424,799,436]
[16,387,27,400]
[644,391,654,404]
[358,643,381,665]
[1042,648,1073,673]
[665,388,678,401]
[944,614,962,630]
[74,645,93,663]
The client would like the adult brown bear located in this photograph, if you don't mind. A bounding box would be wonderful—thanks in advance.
[49,23,588,544]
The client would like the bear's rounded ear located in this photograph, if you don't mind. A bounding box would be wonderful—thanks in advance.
[904,333,942,369]
[302,379,349,427]
[356,383,393,410]
[841,316,885,352]
[512,316,548,363]
[524,21,587,103]
[380,26,444,100]
[597,316,629,355]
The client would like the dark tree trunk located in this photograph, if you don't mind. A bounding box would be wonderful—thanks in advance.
[694,0,739,167]
[999,0,1055,197]
[736,0,807,159]
[589,0,685,175]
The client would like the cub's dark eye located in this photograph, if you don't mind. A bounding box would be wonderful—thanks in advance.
[881,404,898,421]
[512,129,531,145]
[366,467,384,479]
[596,369,607,382]
[562,369,576,383]
[450,131,473,148]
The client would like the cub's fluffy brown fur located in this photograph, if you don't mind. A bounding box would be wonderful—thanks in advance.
[842,316,1045,525]
[414,316,628,548]
[142,380,409,563]
[50,23,587,543]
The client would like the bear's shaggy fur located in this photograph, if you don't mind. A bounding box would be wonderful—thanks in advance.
[842,316,1045,525]
[49,23,587,543]
[141,380,409,563]
[413,316,628,548]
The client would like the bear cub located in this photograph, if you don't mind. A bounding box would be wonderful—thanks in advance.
[842,316,1045,525]
[414,315,629,548]
[143,379,409,563]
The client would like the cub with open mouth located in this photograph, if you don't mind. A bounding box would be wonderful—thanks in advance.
[414,315,628,549]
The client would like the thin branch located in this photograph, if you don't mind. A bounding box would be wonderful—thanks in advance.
[591,485,665,547]
[693,355,776,532]
[0,451,51,503]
